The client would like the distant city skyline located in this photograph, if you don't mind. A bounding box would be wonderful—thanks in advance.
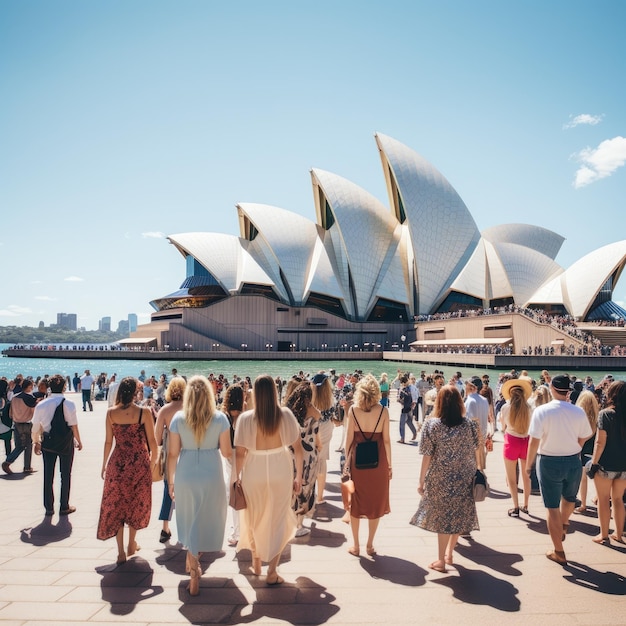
[1,1,625,329]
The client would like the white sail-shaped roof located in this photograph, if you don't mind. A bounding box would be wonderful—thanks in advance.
[482,224,565,260]
[559,240,626,319]
[376,132,480,313]
[237,203,319,304]
[311,168,402,318]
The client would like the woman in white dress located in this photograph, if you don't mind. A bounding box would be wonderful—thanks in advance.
[234,375,303,585]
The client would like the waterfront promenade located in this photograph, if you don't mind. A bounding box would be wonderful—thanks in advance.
[0,394,624,625]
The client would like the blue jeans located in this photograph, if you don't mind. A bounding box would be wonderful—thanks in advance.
[399,411,417,441]
[6,422,33,470]
[537,453,582,509]
[159,479,175,521]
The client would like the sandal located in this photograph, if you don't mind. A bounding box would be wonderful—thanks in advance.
[348,547,360,557]
[519,506,529,514]
[116,552,127,566]
[546,550,567,565]
[573,506,586,514]
[366,546,376,556]
[429,561,448,573]
[507,507,520,517]
[592,535,610,545]
[266,573,284,585]
[610,534,625,544]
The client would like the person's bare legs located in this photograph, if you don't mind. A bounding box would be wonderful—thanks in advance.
[577,474,588,511]
[546,507,565,552]
[430,533,449,572]
[115,526,126,564]
[366,518,380,555]
[127,526,140,556]
[593,475,612,541]
[520,458,531,510]
[504,458,519,509]
[349,516,360,555]
[610,479,626,542]
[445,533,460,564]
[266,552,283,584]
[187,551,200,595]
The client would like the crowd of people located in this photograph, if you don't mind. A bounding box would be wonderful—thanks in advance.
[1,364,625,592]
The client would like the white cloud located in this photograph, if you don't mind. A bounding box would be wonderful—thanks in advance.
[0,305,33,317]
[563,113,604,129]
[35,296,56,301]
[142,231,166,239]
[572,136,626,188]
[64,276,84,282]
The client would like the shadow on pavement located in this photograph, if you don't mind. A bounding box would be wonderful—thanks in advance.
[564,561,626,595]
[155,545,227,575]
[96,556,164,615]
[433,564,521,612]
[359,553,428,587]
[454,539,523,576]
[20,515,72,545]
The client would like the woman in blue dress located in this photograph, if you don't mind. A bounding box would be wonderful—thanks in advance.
[167,376,232,596]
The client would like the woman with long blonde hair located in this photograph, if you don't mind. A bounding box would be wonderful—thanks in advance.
[574,390,599,514]
[167,376,232,595]
[499,378,533,516]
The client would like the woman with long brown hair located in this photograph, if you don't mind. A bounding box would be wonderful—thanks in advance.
[589,380,626,544]
[499,378,533,516]
[222,383,245,546]
[311,372,336,506]
[234,375,303,585]
[167,376,232,595]
[286,381,322,536]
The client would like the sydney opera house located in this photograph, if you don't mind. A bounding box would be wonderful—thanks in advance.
[139,134,626,352]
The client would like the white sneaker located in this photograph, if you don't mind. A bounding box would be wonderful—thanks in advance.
[295,526,311,537]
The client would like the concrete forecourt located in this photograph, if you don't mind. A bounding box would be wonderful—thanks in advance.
[0,392,624,625]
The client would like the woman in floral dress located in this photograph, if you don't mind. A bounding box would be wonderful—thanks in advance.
[286,381,321,537]
[98,377,158,565]
[410,384,480,573]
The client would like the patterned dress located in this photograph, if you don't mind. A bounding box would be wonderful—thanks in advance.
[410,418,479,535]
[293,415,320,516]
[97,410,151,540]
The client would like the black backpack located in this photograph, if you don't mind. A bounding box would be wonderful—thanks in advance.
[0,401,11,428]
[41,399,74,455]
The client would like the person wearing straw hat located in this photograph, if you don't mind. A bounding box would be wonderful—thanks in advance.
[526,374,592,566]
[499,378,533,517]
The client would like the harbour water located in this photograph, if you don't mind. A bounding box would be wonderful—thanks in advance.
[0,344,622,384]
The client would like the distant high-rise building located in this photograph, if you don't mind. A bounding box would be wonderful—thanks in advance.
[117,319,129,334]
[128,313,138,332]
[57,313,77,330]
[99,316,111,332]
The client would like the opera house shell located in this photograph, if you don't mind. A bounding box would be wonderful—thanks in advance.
[145,133,626,352]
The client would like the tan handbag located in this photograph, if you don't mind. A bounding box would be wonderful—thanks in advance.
[229,481,247,510]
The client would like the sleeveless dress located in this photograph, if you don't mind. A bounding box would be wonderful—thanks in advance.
[235,408,300,562]
[97,409,152,540]
[170,410,230,555]
[349,431,390,518]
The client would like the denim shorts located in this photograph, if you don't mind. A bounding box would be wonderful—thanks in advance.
[537,454,582,509]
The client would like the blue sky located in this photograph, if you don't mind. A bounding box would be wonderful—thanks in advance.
[1,0,625,330]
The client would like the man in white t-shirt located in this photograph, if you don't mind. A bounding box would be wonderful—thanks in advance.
[526,374,592,566]
[80,369,94,412]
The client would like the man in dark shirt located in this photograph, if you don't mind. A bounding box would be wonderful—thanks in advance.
[2,379,37,474]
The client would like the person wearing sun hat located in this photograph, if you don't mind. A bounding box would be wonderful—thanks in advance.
[526,374,593,566]
[499,378,533,517]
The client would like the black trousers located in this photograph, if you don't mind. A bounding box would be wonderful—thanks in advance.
[42,448,75,513]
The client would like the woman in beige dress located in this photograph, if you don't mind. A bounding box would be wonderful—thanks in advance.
[234,375,303,584]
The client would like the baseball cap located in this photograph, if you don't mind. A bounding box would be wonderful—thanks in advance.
[551,374,572,392]
[468,376,483,389]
